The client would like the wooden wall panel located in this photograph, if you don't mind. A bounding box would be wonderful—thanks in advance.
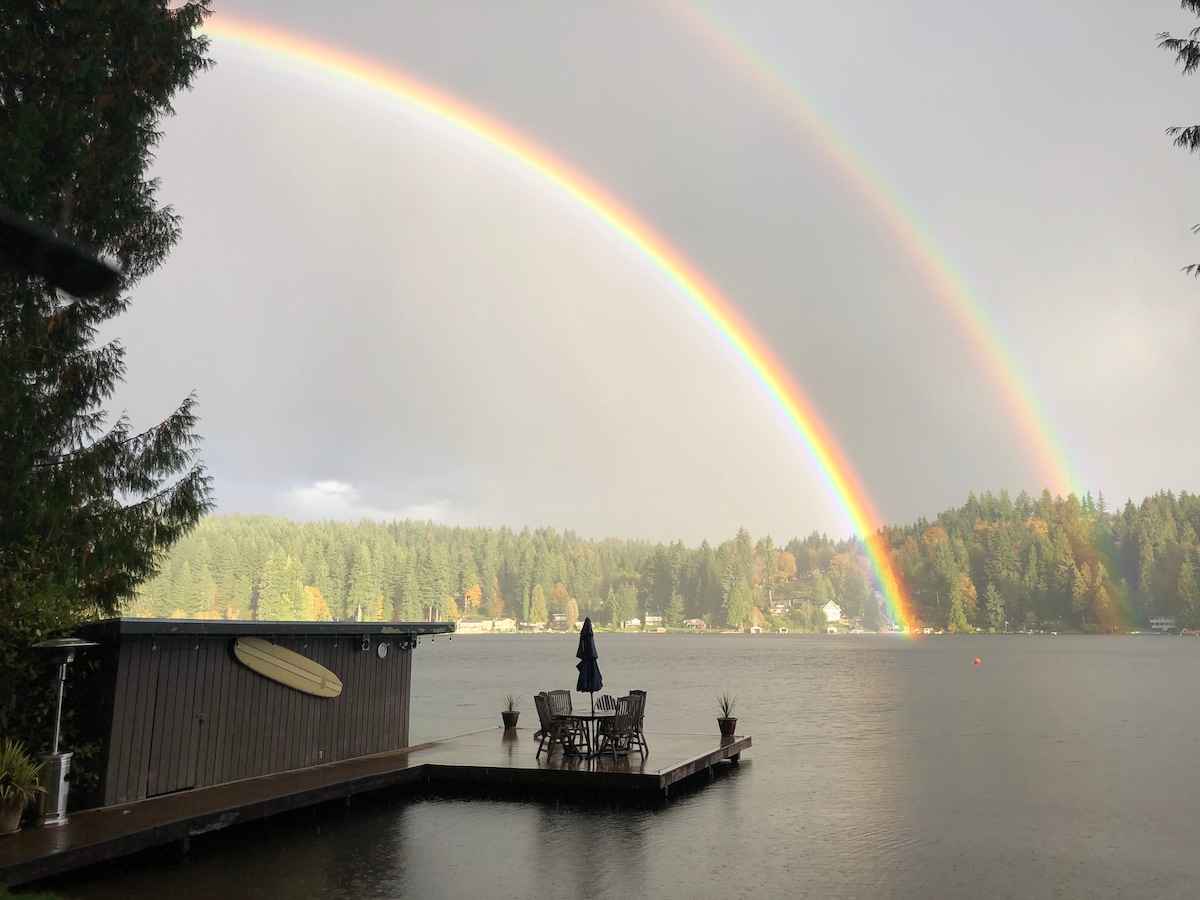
[96,631,422,804]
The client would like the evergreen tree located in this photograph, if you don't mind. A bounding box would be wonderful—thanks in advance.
[946,587,970,633]
[724,580,753,629]
[0,0,214,740]
[665,591,685,626]
[984,581,1006,631]
[399,569,423,621]
[346,542,378,621]
[256,553,302,620]
[1178,557,1198,626]
[1071,565,1090,625]
[529,584,549,625]
[609,582,637,628]
[1160,1,1200,275]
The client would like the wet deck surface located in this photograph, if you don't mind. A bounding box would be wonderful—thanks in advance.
[0,728,749,887]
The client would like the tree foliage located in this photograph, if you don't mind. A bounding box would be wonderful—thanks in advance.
[127,488,1200,637]
[1159,0,1200,275]
[0,0,214,742]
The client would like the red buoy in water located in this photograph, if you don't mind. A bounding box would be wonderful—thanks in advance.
[974,658,981,665]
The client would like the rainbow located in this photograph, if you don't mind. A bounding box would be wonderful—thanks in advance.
[670,2,1078,497]
[201,13,914,627]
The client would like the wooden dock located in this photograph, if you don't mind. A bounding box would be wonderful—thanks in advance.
[0,728,749,888]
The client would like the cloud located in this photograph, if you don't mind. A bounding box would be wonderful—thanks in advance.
[280,480,455,524]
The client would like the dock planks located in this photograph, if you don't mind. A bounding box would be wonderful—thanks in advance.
[0,729,749,888]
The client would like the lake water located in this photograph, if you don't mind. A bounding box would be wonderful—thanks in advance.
[49,633,1200,899]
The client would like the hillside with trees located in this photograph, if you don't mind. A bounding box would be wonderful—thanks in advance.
[130,488,1200,633]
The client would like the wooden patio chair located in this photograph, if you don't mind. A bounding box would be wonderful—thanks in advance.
[533,692,549,739]
[547,689,592,750]
[628,689,649,756]
[534,692,579,759]
[596,694,616,711]
[596,695,636,758]
[546,689,572,718]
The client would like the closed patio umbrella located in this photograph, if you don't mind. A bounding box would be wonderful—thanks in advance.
[575,617,603,714]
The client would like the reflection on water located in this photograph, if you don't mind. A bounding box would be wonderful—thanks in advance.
[45,635,1200,899]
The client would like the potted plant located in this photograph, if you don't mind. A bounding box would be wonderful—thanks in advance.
[501,694,521,729]
[0,739,46,835]
[716,693,739,737]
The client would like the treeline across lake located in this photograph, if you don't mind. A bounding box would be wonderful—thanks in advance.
[130,488,1200,633]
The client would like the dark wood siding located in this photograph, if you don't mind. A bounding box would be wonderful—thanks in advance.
[100,632,416,806]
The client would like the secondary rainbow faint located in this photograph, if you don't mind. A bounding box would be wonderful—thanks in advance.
[201,13,915,629]
[669,1,1078,498]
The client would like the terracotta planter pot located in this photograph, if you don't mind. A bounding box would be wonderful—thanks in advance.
[717,716,737,737]
[501,711,520,730]
[0,797,25,835]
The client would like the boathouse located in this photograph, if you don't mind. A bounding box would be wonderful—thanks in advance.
[73,618,454,808]
[2,617,751,888]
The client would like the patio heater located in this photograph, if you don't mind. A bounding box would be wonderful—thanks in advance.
[32,637,98,826]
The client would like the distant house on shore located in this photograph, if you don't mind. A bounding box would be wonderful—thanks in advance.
[456,618,518,634]
[769,598,790,617]
[620,617,642,630]
[644,611,663,628]
[683,618,707,629]
[821,601,843,623]
[1149,616,1177,632]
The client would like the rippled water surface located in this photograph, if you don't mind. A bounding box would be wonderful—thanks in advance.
[50,634,1200,899]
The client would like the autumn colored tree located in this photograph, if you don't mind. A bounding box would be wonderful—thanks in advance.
[305,586,331,621]
[463,583,482,612]
[549,582,570,615]
[775,550,798,583]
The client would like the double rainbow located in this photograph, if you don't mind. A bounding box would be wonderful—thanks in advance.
[672,2,1077,497]
[203,14,913,627]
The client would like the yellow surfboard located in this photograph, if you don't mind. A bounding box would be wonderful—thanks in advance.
[233,637,343,698]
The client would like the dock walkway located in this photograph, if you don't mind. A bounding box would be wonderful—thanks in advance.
[0,728,749,888]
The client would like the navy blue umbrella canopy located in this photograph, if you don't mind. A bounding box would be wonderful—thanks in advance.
[576,617,603,711]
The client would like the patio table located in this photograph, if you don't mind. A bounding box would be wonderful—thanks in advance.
[555,709,615,758]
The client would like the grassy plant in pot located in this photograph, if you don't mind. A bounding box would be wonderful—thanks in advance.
[716,693,739,737]
[501,694,522,729]
[0,739,46,835]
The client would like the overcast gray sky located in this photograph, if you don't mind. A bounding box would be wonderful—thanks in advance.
[107,0,1200,544]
